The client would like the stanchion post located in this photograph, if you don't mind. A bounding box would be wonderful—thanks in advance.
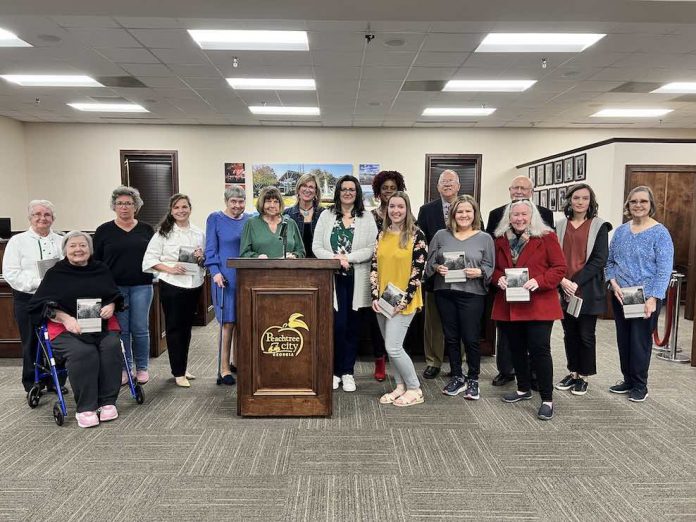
[657,272,690,364]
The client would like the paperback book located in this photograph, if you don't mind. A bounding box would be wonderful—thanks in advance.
[378,282,406,318]
[622,286,646,318]
[442,251,467,283]
[566,294,584,318]
[505,268,530,302]
[76,298,102,333]
[177,246,200,274]
[36,258,59,279]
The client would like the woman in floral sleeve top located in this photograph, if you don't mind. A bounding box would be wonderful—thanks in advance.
[370,191,427,407]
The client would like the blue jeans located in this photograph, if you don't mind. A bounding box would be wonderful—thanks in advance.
[117,285,153,371]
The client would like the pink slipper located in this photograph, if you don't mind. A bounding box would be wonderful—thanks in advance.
[99,405,118,422]
[75,411,99,428]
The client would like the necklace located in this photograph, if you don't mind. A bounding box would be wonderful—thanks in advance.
[299,205,313,217]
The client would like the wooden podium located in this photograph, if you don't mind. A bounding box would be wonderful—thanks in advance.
[228,258,340,417]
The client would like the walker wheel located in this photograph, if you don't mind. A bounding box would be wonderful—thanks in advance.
[134,384,145,405]
[27,386,41,409]
[53,402,64,426]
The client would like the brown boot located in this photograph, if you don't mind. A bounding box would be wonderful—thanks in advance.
[374,356,386,382]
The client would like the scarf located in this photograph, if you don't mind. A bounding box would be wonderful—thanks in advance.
[506,228,529,266]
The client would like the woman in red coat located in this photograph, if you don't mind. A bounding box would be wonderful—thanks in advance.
[492,199,566,420]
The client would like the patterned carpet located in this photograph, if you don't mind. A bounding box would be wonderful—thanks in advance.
[0,314,695,521]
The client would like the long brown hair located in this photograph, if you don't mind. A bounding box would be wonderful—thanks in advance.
[383,191,417,248]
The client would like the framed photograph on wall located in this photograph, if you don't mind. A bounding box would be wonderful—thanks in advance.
[532,191,539,205]
[574,153,586,181]
[424,154,482,203]
[553,160,563,184]
[539,189,548,208]
[548,187,557,211]
[558,186,567,208]
[536,165,545,187]
[529,166,535,179]
[544,163,553,186]
[564,157,574,182]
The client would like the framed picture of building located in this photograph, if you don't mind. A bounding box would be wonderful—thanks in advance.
[574,153,586,181]
[564,157,574,182]
[424,154,482,203]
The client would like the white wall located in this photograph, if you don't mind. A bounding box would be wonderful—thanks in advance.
[0,116,28,228]
[9,122,696,230]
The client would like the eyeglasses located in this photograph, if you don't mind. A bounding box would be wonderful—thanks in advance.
[340,188,357,193]
[115,201,135,207]
[629,199,650,206]
[31,213,53,219]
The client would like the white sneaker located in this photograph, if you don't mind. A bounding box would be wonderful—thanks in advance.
[341,374,356,392]
[332,375,341,390]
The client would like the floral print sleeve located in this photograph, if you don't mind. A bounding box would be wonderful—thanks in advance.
[370,231,383,300]
[402,228,427,306]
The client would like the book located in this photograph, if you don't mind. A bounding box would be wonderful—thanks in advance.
[36,258,59,279]
[76,298,102,333]
[442,251,467,283]
[378,282,406,318]
[177,246,200,275]
[566,294,583,318]
[505,268,530,302]
[622,286,646,319]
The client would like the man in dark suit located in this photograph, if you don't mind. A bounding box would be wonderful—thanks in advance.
[416,169,460,379]
[485,175,555,386]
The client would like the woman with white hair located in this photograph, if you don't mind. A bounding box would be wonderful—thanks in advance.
[28,231,124,428]
[492,199,566,421]
[2,200,64,393]
[93,186,154,386]
[204,185,252,384]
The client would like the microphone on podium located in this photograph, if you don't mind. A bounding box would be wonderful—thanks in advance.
[278,217,289,258]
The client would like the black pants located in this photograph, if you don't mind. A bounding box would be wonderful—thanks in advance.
[500,321,554,401]
[160,281,202,377]
[368,309,386,358]
[51,331,121,412]
[612,298,661,392]
[435,290,485,380]
[13,290,39,392]
[334,274,360,376]
[494,325,515,375]
[561,312,598,376]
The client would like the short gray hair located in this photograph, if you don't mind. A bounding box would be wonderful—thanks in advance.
[110,185,144,212]
[494,199,552,238]
[61,231,94,256]
[27,200,55,217]
[438,169,460,184]
[224,185,246,201]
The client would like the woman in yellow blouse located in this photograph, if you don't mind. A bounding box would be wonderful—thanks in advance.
[370,191,427,407]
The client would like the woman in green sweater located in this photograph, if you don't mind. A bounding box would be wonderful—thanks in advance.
[240,186,305,259]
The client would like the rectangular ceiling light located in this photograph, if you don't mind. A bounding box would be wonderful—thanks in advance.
[0,28,32,47]
[591,108,673,117]
[652,82,696,94]
[227,78,316,90]
[422,107,496,116]
[443,80,536,92]
[249,106,320,115]
[475,33,605,53]
[188,30,308,51]
[68,102,148,113]
[1,75,103,87]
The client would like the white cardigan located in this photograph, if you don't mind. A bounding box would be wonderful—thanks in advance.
[312,209,377,310]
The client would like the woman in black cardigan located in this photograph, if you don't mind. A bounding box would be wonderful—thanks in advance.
[554,184,612,396]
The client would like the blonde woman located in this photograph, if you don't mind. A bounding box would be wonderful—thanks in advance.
[283,173,325,258]
[370,191,427,407]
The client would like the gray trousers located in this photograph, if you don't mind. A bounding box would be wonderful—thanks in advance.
[52,331,122,413]
[423,291,445,368]
[377,312,420,389]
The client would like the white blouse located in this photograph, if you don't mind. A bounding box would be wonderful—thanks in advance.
[1,228,63,293]
[142,223,206,289]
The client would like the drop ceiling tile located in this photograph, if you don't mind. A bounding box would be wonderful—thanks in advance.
[119,63,176,77]
[364,51,418,67]
[95,47,159,63]
[141,77,189,88]
[184,77,227,89]
[68,28,142,47]
[128,29,195,49]
[308,32,366,52]
[311,51,363,67]
[114,17,184,29]
[314,66,362,80]
[406,67,458,81]
[421,33,481,53]
[52,16,120,28]
[150,48,209,65]
[413,52,469,67]
[305,21,369,32]
[169,63,220,77]
[361,66,409,81]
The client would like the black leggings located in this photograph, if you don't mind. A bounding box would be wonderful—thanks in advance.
[499,321,554,401]
[159,281,202,377]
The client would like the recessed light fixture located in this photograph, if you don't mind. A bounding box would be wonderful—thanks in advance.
[249,106,320,115]
[442,80,536,92]
[226,78,316,90]
[475,33,605,53]
[591,108,673,117]
[651,82,696,94]
[422,107,496,116]
[68,102,148,113]
[1,75,103,87]
[188,30,309,51]
[0,28,32,47]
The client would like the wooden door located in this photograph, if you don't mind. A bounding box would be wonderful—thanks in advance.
[625,165,696,319]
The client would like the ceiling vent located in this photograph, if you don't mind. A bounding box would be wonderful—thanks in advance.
[401,80,447,92]
[95,76,148,88]
[610,82,662,93]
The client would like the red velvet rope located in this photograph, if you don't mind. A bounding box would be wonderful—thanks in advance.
[653,283,677,347]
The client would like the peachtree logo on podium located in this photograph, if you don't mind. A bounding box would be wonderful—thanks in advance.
[260,313,309,357]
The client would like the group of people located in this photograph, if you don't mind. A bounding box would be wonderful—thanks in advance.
[1,169,673,426]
